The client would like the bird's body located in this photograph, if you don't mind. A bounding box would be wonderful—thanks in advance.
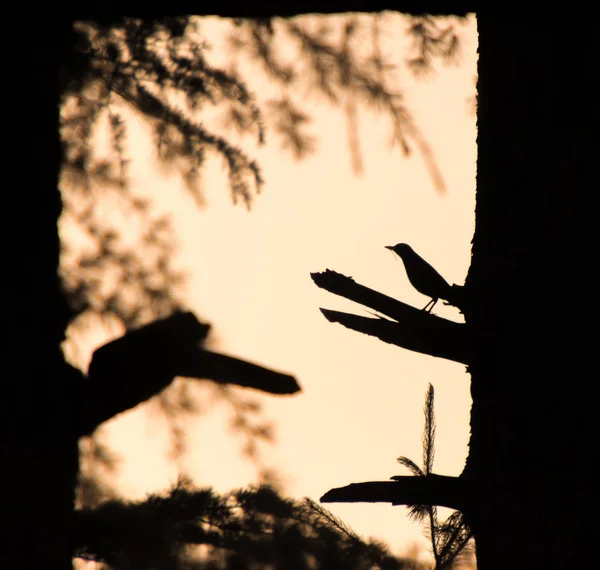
[386,243,452,312]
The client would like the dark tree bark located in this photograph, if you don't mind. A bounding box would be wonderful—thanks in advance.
[3,18,81,570]
[462,10,594,570]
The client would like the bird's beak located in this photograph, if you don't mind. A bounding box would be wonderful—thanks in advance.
[385,246,393,250]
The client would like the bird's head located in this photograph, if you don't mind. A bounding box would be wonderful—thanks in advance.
[385,243,413,258]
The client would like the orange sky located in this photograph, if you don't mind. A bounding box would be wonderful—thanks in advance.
[65,13,478,563]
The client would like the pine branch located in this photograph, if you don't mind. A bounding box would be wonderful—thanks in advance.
[396,456,424,477]
[423,383,436,475]
[396,384,473,570]
[304,498,361,542]
[73,481,419,569]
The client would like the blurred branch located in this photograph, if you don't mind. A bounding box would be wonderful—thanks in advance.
[406,15,461,77]
[73,480,422,569]
[80,311,300,436]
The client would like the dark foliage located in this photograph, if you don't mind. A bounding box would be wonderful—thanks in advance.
[319,384,473,569]
[74,480,424,570]
[395,385,473,569]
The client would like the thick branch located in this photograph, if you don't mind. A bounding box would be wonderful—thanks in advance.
[321,475,469,512]
[183,350,300,395]
[321,309,468,363]
[313,270,469,363]
[312,269,459,321]
[79,312,300,436]
[311,269,469,363]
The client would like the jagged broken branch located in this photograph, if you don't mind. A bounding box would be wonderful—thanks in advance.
[312,270,469,363]
[321,309,468,363]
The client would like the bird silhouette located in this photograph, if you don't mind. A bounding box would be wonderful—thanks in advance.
[385,243,452,312]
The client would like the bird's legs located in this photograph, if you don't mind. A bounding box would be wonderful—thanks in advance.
[422,298,438,312]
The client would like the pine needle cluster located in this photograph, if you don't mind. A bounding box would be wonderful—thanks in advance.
[395,385,473,569]
[74,479,424,570]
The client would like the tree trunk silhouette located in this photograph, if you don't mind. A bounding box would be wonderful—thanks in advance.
[3,18,80,570]
[463,10,593,570]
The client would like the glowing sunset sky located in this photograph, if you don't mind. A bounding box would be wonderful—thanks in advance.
[66,13,478,562]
